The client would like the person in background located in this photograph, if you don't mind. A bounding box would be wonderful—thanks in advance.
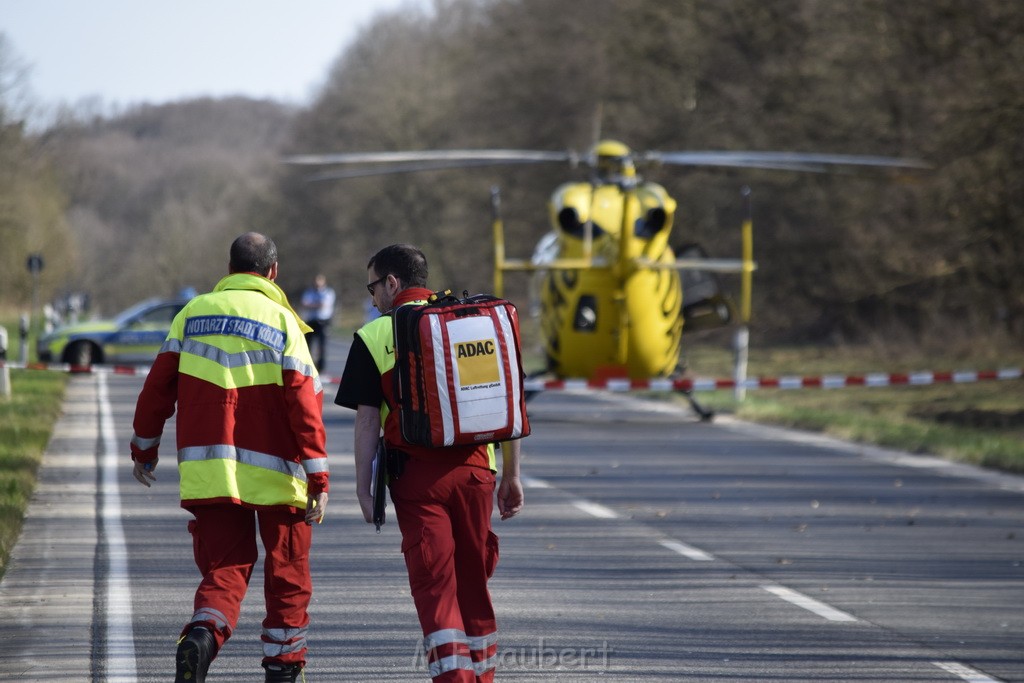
[300,273,336,372]
[129,232,329,683]
[335,243,524,682]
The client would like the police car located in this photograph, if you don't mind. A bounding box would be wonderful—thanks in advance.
[37,297,190,366]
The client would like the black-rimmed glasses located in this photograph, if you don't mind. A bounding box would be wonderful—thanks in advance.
[366,275,388,295]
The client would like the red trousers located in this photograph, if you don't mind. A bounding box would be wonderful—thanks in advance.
[184,503,313,667]
[390,460,500,683]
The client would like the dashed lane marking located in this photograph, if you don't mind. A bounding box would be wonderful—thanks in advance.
[572,500,619,519]
[658,539,715,562]
[933,661,1004,682]
[512,436,1005,680]
[760,584,858,623]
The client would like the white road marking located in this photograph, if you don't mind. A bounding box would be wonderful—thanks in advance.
[520,416,1006,683]
[760,584,858,622]
[530,477,716,560]
[98,373,138,681]
[658,539,715,562]
[933,661,1003,682]
[572,500,619,519]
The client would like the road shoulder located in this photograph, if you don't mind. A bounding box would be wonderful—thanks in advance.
[0,375,99,680]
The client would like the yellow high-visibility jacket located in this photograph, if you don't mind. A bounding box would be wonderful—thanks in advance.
[130,272,329,511]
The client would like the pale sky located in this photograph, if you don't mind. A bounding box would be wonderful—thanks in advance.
[1,0,428,112]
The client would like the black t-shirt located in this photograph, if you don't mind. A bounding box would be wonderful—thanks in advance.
[334,334,383,410]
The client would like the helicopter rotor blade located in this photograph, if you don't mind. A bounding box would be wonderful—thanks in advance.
[283,146,930,181]
[302,157,571,182]
[284,149,575,166]
[644,151,931,173]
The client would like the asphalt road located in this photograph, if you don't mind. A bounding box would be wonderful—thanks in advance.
[1,347,1023,682]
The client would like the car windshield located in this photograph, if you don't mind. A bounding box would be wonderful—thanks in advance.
[113,299,163,326]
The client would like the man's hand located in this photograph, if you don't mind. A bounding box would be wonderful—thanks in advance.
[132,458,158,487]
[497,475,523,520]
[497,439,523,520]
[357,492,374,524]
[306,492,328,525]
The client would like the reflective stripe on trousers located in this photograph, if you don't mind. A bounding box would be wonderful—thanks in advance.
[425,628,498,680]
[263,625,308,659]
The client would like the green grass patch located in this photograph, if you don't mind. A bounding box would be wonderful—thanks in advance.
[684,342,1024,474]
[0,369,68,581]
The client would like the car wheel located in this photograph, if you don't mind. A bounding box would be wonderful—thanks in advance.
[68,341,96,367]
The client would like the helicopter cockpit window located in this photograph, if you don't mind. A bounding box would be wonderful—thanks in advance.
[593,155,633,186]
[634,207,667,239]
[557,207,605,239]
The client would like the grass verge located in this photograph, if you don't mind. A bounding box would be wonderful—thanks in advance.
[0,369,68,581]
[681,342,1024,474]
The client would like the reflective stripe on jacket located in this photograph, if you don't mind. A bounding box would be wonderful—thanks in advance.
[131,272,329,510]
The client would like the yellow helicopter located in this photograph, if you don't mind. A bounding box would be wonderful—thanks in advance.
[285,141,928,418]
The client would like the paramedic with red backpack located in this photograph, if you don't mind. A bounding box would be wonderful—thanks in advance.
[334,243,524,683]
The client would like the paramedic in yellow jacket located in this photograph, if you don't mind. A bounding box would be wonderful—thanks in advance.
[335,243,524,683]
[129,232,329,683]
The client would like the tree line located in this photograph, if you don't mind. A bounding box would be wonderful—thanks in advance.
[1,0,1021,349]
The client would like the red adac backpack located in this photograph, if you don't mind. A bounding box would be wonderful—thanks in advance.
[392,291,531,448]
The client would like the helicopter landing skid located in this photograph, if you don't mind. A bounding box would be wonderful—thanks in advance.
[677,388,715,422]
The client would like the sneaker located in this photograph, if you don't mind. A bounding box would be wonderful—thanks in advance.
[263,662,304,682]
[175,626,216,682]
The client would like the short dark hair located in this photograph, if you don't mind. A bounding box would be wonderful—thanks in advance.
[368,244,428,288]
[230,232,278,275]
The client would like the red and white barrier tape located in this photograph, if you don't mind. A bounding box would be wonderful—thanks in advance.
[3,361,1020,393]
[523,368,1023,393]
[1,361,152,376]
